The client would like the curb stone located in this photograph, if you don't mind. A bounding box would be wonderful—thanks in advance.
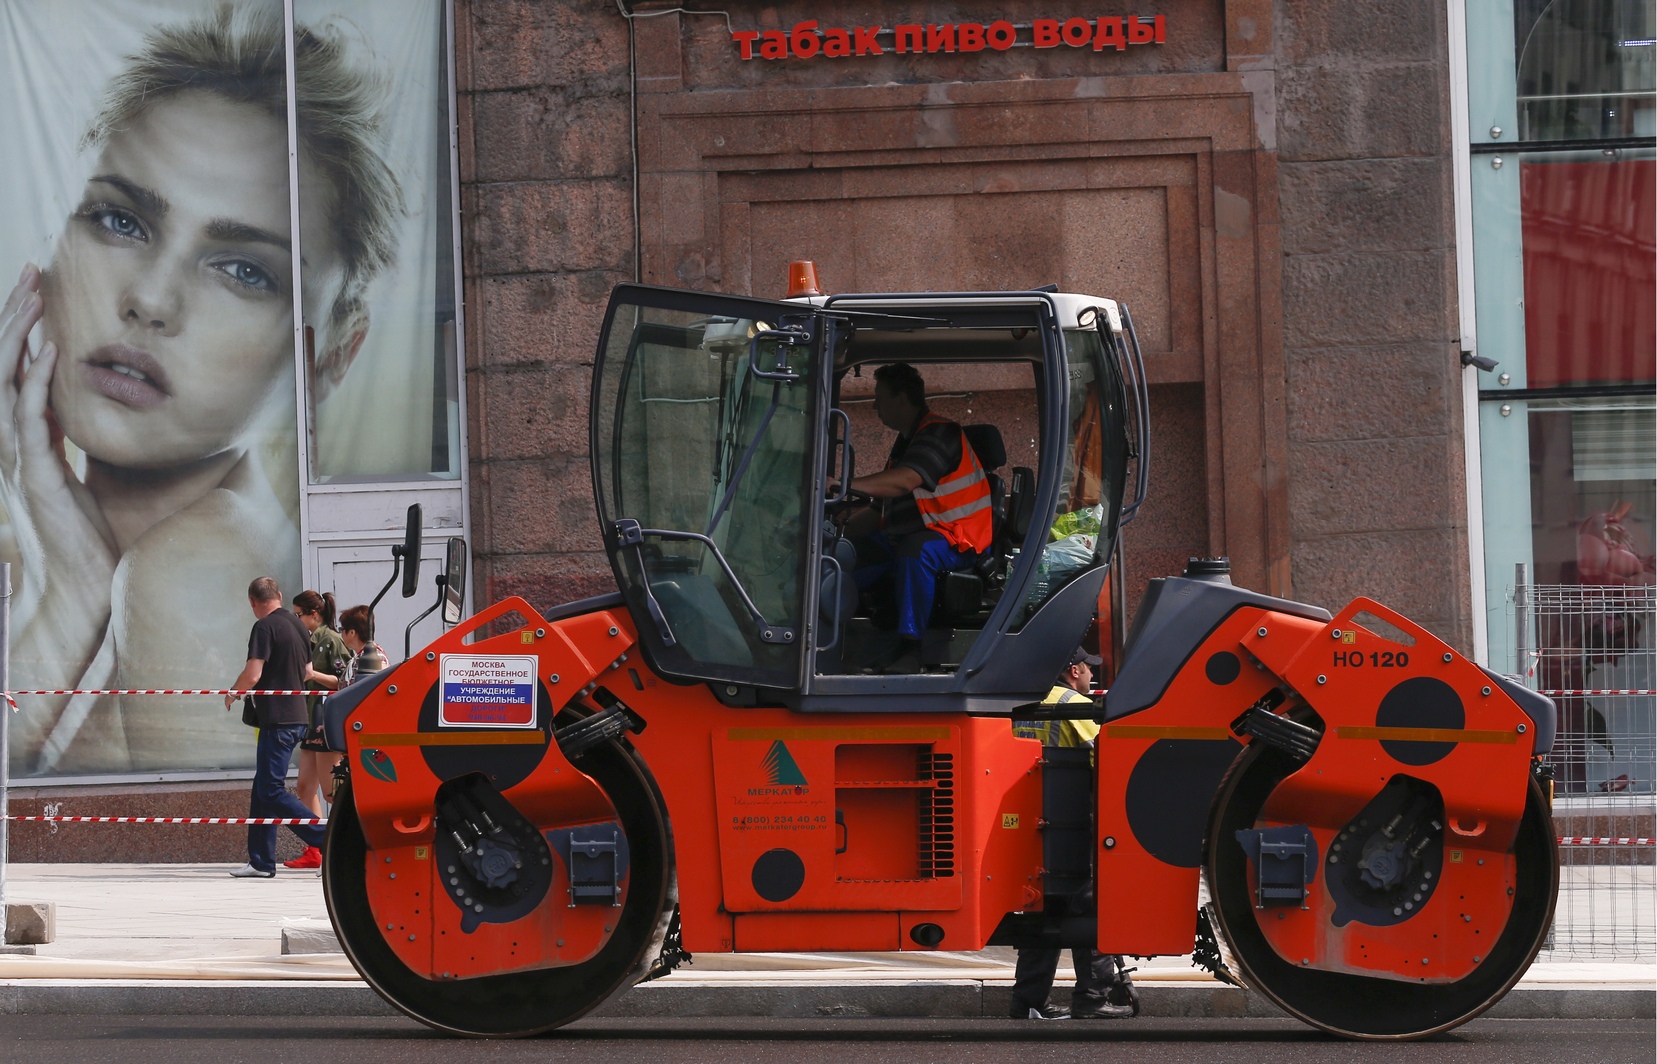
[0,979,1648,1020]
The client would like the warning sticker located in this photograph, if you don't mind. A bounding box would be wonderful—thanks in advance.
[439,655,538,728]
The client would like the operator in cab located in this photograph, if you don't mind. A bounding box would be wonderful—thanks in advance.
[841,363,994,673]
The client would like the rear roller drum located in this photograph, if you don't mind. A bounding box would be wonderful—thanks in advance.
[324,739,671,1036]
[1205,743,1558,1040]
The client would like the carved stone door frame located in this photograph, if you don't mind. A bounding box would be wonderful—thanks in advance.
[632,68,1289,594]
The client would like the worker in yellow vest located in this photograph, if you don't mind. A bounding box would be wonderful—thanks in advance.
[1009,647,1139,1020]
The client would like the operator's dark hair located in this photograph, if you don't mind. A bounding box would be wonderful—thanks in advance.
[874,362,926,408]
[292,589,337,630]
[248,576,281,603]
[340,605,375,643]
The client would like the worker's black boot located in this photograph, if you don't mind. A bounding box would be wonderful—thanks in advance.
[1101,955,1141,1016]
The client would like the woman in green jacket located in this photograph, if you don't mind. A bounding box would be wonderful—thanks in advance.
[286,589,347,869]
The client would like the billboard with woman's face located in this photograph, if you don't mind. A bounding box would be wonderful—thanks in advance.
[0,0,458,776]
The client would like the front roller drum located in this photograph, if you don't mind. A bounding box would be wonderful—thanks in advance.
[1206,743,1558,1040]
[323,739,671,1036]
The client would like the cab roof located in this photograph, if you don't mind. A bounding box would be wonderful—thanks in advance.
[789,290,1123,335]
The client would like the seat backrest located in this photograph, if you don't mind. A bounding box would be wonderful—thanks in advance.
[1003,466,1037,552]
[974,470,1007,578]
[961,423,1006,471]
[963,424,1009,568]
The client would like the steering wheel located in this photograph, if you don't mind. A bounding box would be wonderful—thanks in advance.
[824,488,874,516]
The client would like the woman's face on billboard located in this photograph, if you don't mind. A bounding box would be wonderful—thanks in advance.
[41,90,342,469]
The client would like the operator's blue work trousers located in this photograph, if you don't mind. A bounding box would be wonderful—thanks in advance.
[853,529,983,639]
[248,723,327,872]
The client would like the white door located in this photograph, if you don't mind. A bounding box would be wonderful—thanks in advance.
[317,540,464,662]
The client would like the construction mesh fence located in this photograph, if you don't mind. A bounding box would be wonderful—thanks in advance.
[1513,582,1654,962]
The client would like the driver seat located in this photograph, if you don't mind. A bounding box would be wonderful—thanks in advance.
[936,424,1008,622]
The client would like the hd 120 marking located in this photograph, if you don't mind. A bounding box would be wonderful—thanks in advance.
[1332,650,1410,668]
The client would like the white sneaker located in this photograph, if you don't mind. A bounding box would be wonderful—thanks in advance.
[229,863,275,878]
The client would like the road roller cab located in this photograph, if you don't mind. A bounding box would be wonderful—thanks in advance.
[320,279,1559,1042]
[590,281,1148,697]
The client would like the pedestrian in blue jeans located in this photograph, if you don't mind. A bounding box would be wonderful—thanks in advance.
[224,577,325,877]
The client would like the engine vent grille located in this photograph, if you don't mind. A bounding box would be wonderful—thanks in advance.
[917,750,955,878]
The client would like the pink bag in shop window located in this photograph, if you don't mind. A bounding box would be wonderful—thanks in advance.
[1576,502,1655,585]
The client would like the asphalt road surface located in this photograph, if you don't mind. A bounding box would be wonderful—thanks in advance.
[1,1015,1651,1063]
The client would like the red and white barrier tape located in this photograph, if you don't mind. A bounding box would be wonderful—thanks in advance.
[1537,690,1656,697]
[2,689,318,710]
[1557,837,1654,847]
[5,815,325,825]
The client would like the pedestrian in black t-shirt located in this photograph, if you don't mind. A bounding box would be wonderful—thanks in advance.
[224,577,326,877]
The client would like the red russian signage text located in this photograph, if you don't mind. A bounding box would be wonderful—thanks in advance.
[731,16,1167,60]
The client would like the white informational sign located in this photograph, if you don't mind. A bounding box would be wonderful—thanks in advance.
[439,655,538,729]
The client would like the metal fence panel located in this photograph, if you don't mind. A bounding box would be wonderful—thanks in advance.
[1513,580,1655,962]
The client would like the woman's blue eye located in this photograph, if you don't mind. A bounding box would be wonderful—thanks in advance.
[219,259,277,293]
[88,207,146,241]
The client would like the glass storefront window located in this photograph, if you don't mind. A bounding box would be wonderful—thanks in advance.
[1528,399,1656,585]
[297,0,462,482]
[1470,0,1655,799]
[1515,0,1656,140]
[1519,150,1655,386]
[1471,2,1650,679]
[0,0,463,779]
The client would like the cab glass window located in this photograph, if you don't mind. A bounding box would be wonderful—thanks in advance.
[1013,327,1130,627]
[594,302,813,687]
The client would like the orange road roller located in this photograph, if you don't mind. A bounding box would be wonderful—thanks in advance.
[321,282,1556,1039]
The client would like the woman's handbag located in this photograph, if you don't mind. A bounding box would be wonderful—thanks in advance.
[241,695,259,728]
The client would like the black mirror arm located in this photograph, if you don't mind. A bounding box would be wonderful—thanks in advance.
[405,574,448,662]
[365,547,404,642]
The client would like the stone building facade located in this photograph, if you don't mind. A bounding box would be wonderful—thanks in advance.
[460,0,1473,650]
[10,0,1485,859]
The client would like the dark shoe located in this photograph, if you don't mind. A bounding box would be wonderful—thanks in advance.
[1070,1000,1135,1020]
[861,641,924,675]
[881,648,923,674]
[1106,976,1141,1016]
[1010,1002,1069,1019]
[229,863,275,879]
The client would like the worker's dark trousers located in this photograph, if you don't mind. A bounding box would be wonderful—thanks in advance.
[1012,946,1114,1011]
[852,529,980,638]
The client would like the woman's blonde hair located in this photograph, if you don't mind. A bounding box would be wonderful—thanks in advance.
[83,3,403,335]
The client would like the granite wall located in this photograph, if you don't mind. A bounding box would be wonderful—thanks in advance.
[9,0,1472,862]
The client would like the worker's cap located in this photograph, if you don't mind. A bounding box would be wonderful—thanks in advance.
[1069,647,1103,667]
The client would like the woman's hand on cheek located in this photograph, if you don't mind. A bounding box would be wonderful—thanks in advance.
[0,265,43,405]
[0,265,47,591]
[8,339,119,588]
[0,270,111,551]
[0,267,117,746]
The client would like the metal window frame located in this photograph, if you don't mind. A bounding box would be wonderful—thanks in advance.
[281,0,472,601]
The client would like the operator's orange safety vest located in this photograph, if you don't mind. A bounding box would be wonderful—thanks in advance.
[910,412,994,554]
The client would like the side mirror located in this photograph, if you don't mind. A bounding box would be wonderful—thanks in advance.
[442,537,467,626]
[400,503,423,598]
